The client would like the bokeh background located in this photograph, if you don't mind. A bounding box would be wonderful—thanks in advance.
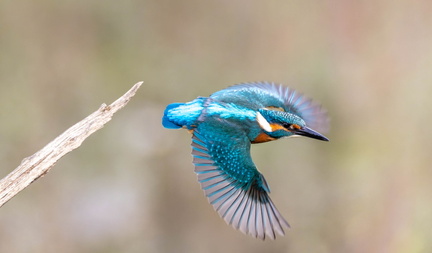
[1,1,431,252]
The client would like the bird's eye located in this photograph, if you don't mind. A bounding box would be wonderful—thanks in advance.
[282,123,292,129]
[284,124,301,131]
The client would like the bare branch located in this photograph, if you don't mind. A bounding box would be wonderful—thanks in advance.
[0,81,143,207]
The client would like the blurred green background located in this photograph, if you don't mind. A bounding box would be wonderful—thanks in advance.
[1,1,432,252]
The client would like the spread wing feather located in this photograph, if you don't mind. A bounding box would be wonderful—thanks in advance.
[191,125,289,240]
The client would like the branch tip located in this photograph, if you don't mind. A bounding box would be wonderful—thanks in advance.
[0,81,143,207]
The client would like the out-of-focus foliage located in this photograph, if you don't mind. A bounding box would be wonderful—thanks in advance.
[1,1,431,252]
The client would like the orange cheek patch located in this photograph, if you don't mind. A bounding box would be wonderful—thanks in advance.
[265,106,285,112]
[291,124,301,130]
[270,123,287,132]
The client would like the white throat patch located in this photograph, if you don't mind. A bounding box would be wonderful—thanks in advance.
[256,112,273,132]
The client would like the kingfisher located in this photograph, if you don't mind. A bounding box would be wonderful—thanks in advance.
[162,82,329,240]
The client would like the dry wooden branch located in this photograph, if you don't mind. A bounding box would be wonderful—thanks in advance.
[0,81,143,207]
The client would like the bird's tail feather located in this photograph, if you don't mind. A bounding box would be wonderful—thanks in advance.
[162,103,184,129]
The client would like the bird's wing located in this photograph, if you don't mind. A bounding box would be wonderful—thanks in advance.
[191,121,289,240]
[212,81,329,133]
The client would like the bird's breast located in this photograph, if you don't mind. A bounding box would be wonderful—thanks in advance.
[251,132,276,143]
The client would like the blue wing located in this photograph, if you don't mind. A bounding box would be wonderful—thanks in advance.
[191,120,289,240]
[211,81,329,133]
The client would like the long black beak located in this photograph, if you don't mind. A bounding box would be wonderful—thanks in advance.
[295,127,329,141]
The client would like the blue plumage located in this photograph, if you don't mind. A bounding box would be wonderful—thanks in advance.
[162,82,329,240]
[162,103,184,129]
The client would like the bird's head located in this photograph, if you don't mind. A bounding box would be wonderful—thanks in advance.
[256,107,329,141]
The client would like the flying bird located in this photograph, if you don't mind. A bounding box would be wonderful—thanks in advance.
[162,82,329,240]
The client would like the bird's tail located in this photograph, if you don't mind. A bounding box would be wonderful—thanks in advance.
[162,103,184,129]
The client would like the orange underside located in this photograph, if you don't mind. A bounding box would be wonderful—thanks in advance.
[252,132,276,143]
